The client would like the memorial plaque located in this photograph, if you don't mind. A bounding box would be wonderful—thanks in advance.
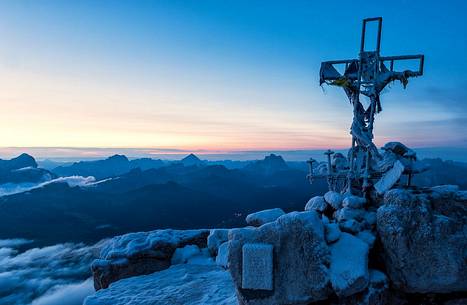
[241,243,273,290]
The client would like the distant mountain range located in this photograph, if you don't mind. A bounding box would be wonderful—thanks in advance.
[0,152,465,247]
[52,154,165,179]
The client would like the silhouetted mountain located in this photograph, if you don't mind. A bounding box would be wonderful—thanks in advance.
[2,152,465,248]
[52,154,164,179]
[0,153,37,171]
[180,153,205,167]
[0,156,327,246]
[0,154,55,184]
[245,154,288,175]
[130,158,165,171]
[414,158,467,189]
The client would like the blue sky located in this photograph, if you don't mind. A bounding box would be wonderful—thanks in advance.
[0,0,466,158]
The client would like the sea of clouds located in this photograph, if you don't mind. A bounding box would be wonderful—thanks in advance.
[0,238,106,305]
[0,176,107,197]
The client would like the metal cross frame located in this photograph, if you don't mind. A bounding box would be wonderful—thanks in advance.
[318,17,424,195]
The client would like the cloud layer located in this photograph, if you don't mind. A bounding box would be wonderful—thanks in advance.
[0,240,106,305]
[0,176,98,197]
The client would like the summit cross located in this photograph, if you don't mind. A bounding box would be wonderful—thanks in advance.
[319,17,424,194]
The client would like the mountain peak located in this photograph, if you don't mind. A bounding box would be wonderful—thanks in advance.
[0,153,38,171]
[107,154,129,162]
[181,154,204,166]
[245,153,288,174]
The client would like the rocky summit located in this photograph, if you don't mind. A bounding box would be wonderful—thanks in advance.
[85,183,467,305]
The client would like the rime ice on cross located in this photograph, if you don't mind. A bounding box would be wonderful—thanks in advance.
[319,17,424,194]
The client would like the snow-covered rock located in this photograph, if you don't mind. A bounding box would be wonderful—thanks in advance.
[305,196,328,212]
[208,229,229,256]
[339,219,363,234]
[362,211,377,227]
[324,191,343,209]
[356,230,376,248]
[216,242,229,269]
[377,188,467,293]
[330,232,369,297]
[374,160,404,194]
[342,195,366,209]
[84,262,237,305]
[321,215,330,224]
[171,245,202,265]
[335,207,365,222]
[245,208,285,227]
[229,211,331,304]
[325,223,341,243]
[91,229,209,290]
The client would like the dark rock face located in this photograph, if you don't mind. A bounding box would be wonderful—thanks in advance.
[377,187,467,294]
[91,229,209,290]
[228,211,331,305]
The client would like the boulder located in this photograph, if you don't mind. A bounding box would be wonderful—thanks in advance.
[377,188,467,293]
[339,219,363,234]
[325,223,341,244]
[91,229,209,290]
[324,191,343,209]
[342,195,366,209]
[305,196,328,212]
[335,207,365,222]
[208,229,229,256]
[171,245,202,265]
[330,232,369,297]
[245,208,285,227]
[216,242,229,269]
[228,211,331,304]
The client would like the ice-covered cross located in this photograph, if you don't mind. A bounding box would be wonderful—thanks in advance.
[319,17,424,194]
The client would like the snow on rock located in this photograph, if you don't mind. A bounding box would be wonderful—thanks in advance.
[229,211,331,304]
[208,229,229,256]
[330,232,369,297]
[245,208,285,227]
[324,191,343,209]
[356,230,376,248]
[325,223,341,244]
[374,160,404,195]
[216,242,229,269]
[430,184,459,197]
[377,188,467,293]
[339,219,363,234]
[171,245,202,265]
[91,229,209,290]
[305,196,328,212]
[342,195,366,209]
[84,262,237,305]
[335,207,365,222]
[362,211,377,227]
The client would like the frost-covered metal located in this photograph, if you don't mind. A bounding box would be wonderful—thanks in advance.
[310,17,425,195]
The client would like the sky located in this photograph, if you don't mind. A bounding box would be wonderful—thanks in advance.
[0,0,466,159]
